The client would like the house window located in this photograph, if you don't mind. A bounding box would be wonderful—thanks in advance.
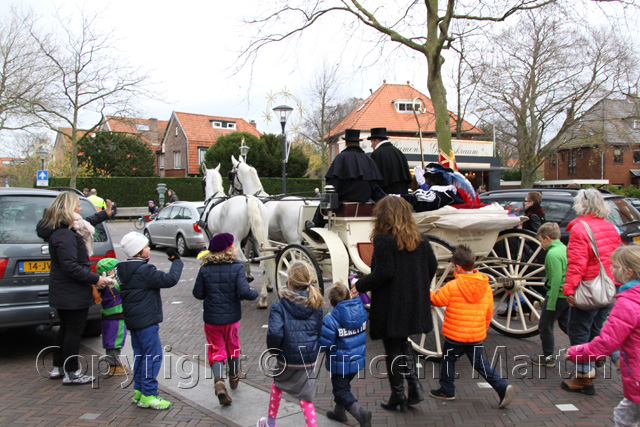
[634,146,640,163]
[550,155,556,167]
[211,121,222,128]
[568,150,577,175]
[579,149,584,160]
[633,119,640,130]
[174,151,181,169]
[198,147,207,165]
[394,100,423,113]
[175,127,178,136]
[614,146,623,163]
[135,124,149,131]
[227,123,236,129]
[158,154,164,169]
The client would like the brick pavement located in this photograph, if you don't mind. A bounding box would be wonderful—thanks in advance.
[2,221,625,426]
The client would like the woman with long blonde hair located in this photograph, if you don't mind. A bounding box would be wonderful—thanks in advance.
[37,191,112,385]
[355,195,437,412]
[258,261,324,427]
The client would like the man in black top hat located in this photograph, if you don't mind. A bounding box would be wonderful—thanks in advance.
[307,129,382,233]
[369,127,412,195]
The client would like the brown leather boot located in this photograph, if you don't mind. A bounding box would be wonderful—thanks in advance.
[214,377,232,405]
[229,371,241,390]
[561,378,595,395]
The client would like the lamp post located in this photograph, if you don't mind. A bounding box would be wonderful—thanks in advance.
[36,148,48,170]
[240,144,250,162]
[272,104,293,195]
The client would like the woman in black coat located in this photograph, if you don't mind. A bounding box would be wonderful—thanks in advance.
[36,192,112,385]
[354,196,437,412]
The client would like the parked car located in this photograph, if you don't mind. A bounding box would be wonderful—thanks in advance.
[0,188,116,335]
[144,201,207,256]
[625,197,640,211]
[479,188,640,244]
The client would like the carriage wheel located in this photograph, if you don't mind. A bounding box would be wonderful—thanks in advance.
[408,236,455,360]
[477,229,546,338]
[275,244,324,298]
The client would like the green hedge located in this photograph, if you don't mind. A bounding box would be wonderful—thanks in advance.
[48,177,322,207]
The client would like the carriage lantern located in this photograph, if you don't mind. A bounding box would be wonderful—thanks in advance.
[272,104,293,195]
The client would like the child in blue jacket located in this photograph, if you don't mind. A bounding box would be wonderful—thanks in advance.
[257,261,324,427]
[192,233,258,406]
[319,282,371,426]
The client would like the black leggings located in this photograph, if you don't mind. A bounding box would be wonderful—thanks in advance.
[53,308,89,374]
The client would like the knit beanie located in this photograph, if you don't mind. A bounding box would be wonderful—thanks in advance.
[120,232,149,258]
[96,258,118,275]
[208,233,234,253]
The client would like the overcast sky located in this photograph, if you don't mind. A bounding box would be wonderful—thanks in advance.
[0,0,437,155]
[1,0,636,157]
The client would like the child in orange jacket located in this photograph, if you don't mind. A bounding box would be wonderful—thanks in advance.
[430,244,514,408]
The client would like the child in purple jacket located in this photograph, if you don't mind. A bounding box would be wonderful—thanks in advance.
[566,245,640,426]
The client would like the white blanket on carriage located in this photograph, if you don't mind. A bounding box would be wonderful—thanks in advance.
[413,203,522,231]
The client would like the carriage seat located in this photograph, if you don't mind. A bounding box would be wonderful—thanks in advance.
[327,202,375,217]
[450,203,490,209]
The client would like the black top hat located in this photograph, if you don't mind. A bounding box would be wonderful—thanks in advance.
[343,129,362,143]
[367,127,388,140]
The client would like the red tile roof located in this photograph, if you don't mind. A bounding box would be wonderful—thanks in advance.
[174,112,262,143]
[328,82,483,138]
[103,116,169,148]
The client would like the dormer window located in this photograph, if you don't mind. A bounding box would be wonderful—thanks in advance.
[136,124,149,131]
[394,99,423,113]
[633,119,640,130]
[212,121,222,128]
[227,123,236,129]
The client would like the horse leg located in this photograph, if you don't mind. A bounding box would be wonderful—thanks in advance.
[257,261,269,310]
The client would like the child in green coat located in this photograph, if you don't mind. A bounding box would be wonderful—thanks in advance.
[531,222,569,367]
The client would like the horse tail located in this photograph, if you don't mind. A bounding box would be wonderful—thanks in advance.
[247,197,268,253]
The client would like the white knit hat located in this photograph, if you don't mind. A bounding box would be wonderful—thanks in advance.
[120,232,149,258]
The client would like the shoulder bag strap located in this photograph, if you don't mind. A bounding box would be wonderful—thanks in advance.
[579,221,606,268]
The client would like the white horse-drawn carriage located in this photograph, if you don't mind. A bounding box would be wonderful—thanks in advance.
[203,158,548,358]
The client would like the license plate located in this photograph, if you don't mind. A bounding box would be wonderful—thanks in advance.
[634,236,640,245]
[19,260,51,274]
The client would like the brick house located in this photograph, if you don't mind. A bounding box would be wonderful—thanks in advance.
[52,127,95,162]
[99,116,169,175]
[543,96,640,187]
[159,112,261,177]
[326,82,502,189]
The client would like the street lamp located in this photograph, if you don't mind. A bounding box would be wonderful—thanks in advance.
[272,104,293,195]
[239,144,250,162]
[36,148,48,170]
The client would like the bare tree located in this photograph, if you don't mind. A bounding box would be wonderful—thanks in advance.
[477,7,638,187]
[0,7,52,133]
[29,8,152,188]
[301,62,361,177]
[240,0,584,165]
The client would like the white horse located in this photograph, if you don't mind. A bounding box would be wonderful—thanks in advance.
[201,163,275,308]
[229,155,319,244]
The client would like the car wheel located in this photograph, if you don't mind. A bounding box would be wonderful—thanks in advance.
[144,229,156,249]
[176,234,191,257]
[82,319,102,337]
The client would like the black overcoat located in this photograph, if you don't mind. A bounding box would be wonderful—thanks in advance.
[325,145,382,203]
[370,141,411,195]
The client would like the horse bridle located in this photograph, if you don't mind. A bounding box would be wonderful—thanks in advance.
[228,167,243,196]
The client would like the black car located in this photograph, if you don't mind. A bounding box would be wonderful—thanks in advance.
[0,188,116,335]
[479,188,640,244]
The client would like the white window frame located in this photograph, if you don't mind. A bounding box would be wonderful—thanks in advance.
[394,100,423,113]
[633,119,640,130]
[174,151,181,169]
[227,123,236,129]
[212,121,222,128]
[198,147,207,165]
[136,124,150,131]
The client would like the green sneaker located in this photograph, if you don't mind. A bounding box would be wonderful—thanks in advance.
[138,394,171,410]
[132,390,142,404]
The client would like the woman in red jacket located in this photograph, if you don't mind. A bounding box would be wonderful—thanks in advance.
[562,188,621,395]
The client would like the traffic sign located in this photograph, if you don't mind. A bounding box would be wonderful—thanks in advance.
[36,170,48,187]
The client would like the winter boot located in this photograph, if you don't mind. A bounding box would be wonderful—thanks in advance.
[229,371,241,390]
[402,341,424,406]
[326,403,348,422]
[561,370,595,395]
[347,402,372,427]
[381,356,408,413]
[215,377,232,405]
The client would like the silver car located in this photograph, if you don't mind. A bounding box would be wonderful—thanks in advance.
[0,188,115,335]
[144,201,207,256]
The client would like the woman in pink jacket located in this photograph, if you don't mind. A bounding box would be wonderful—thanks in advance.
[566,245,640,426]
[562,188,621,395]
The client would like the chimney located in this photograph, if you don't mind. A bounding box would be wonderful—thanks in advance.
[149,118,159,146]
[249,120,257,128]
